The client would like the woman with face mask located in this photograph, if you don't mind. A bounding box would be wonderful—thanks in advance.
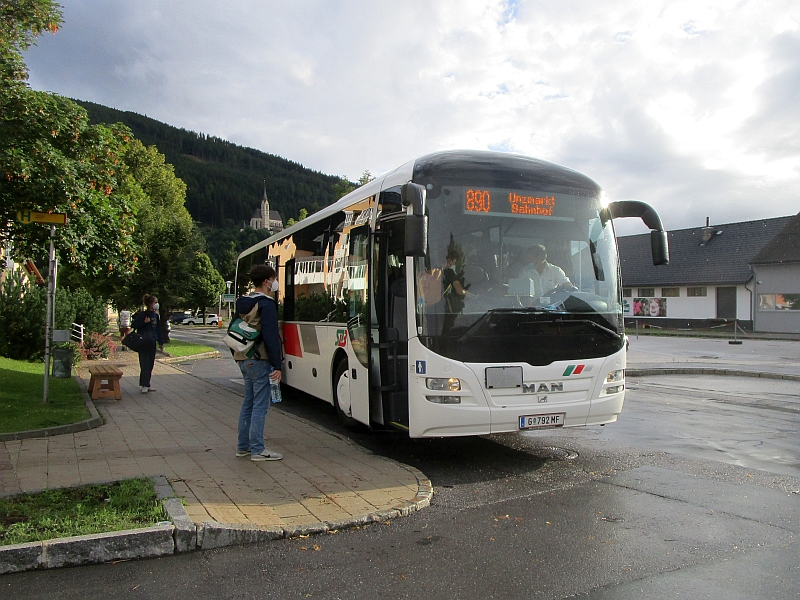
[131,294,164,393]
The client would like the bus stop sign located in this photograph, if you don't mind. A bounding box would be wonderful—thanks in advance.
[17,211,68,225]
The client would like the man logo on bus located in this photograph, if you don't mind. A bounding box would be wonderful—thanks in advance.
[522,382,563,394]
[336,329,347,347]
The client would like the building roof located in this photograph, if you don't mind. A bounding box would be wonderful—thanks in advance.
[750,212,800,265]
[618,216,794,287]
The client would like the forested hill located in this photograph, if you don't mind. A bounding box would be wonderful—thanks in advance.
[77,100,341,227]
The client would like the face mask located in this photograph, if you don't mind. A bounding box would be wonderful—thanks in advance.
[270,279,279,292]
[152,303,159,311]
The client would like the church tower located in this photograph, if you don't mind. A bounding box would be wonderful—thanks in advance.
[260,182,269,226]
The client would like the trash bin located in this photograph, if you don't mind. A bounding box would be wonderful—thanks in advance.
[52,348,73,378]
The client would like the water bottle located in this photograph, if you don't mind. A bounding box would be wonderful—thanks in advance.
[271,380,282,403]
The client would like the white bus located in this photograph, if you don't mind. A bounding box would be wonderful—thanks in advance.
[235,151,668,438]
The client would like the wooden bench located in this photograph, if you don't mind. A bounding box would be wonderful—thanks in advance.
[87,365,123,400]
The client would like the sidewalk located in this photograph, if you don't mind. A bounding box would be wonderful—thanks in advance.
[626,335,800,378]
[0,354,430,534]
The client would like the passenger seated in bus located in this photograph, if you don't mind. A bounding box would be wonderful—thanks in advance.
[519,244,577,295]
[443,249,468,332]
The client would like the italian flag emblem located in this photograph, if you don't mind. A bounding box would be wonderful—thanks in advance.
[563,364,593,376]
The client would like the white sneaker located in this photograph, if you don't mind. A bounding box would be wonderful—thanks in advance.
[140,386,148,393]
[147,387,156,392]
[251,449,283,462]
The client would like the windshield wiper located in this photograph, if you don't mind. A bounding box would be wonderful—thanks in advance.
[553,318,622,340]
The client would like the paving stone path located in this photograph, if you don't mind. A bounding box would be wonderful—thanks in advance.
[0,356,428,530]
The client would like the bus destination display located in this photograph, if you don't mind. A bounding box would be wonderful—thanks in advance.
[458,186,576,220]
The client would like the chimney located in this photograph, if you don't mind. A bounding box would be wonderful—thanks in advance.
[700,217,719,246]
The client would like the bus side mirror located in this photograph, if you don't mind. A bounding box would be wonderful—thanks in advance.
[402,183,428,257]
[651,230,669,266]
[608,200,670,266]
[405,215,428,257]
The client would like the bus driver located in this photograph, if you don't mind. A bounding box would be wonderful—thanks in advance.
[519,244,577,296]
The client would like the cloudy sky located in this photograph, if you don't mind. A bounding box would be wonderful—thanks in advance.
[25,0,800,235]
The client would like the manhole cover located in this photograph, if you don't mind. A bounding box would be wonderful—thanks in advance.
[524,446,579,461]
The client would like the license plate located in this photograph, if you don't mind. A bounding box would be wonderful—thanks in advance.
[519,413,565,429]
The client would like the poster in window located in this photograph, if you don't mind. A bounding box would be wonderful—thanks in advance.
[633,297,667,317]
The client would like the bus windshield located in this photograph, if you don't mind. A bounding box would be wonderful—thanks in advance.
[414,184,623,365]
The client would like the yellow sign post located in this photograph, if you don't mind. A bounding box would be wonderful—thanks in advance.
[17,210,68,402]
[17,211,68,225]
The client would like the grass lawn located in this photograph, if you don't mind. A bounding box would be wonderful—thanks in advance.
[0,478,167,546]
[0,357,89,434]
[165,338,216,357]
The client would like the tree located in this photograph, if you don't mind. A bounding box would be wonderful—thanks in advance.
[0,270,45,361]
[0,0,61,81]
[358,170,374,185]
[186,251,225,318]
[332,177,356,200]
[1,2,139,276]
[109,140,201,337]
[285,207,309,228]
[215,240,238,283]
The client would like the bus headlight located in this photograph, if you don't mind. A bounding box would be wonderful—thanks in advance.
[426,396,462,404]
[426,378,461,391]
[606,370,624,383]
[603,385,624,395]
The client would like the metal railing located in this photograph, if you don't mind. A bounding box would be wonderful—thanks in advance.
[71,323,84,344]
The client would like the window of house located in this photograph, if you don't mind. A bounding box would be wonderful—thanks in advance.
[687,287,707,297]
[661,287,680,297]
[638,288,654,297]
[758,294,800,311]
[622,288,632,298]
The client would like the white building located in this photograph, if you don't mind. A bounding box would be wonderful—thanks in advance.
[618,215,796,332]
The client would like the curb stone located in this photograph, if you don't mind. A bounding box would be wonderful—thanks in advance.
[153,475,198,553]
[40,525,174,569]
[0,525,174,575]
[626,367,800,381]
[0,373,103,442]
[200,522,284,550]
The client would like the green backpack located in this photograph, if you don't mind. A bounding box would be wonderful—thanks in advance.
[222,307,262,358]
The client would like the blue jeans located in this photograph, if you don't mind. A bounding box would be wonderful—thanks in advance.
[237,360,272,455]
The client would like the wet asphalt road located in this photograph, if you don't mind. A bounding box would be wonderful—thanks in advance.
[5,332,799,599]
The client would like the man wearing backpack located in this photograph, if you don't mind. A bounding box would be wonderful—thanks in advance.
[233,264,283,461]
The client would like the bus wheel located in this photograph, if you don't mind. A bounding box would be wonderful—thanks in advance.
[333,359,361,430]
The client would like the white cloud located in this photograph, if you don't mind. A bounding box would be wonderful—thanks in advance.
[25,0,800,231]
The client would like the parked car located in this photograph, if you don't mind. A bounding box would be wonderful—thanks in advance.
[184,313,219,325]
[169,312,191,324]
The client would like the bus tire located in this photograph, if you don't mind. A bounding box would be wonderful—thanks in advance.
[333,358,362,430]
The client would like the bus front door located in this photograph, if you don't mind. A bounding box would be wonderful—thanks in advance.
[372,217,409,430]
